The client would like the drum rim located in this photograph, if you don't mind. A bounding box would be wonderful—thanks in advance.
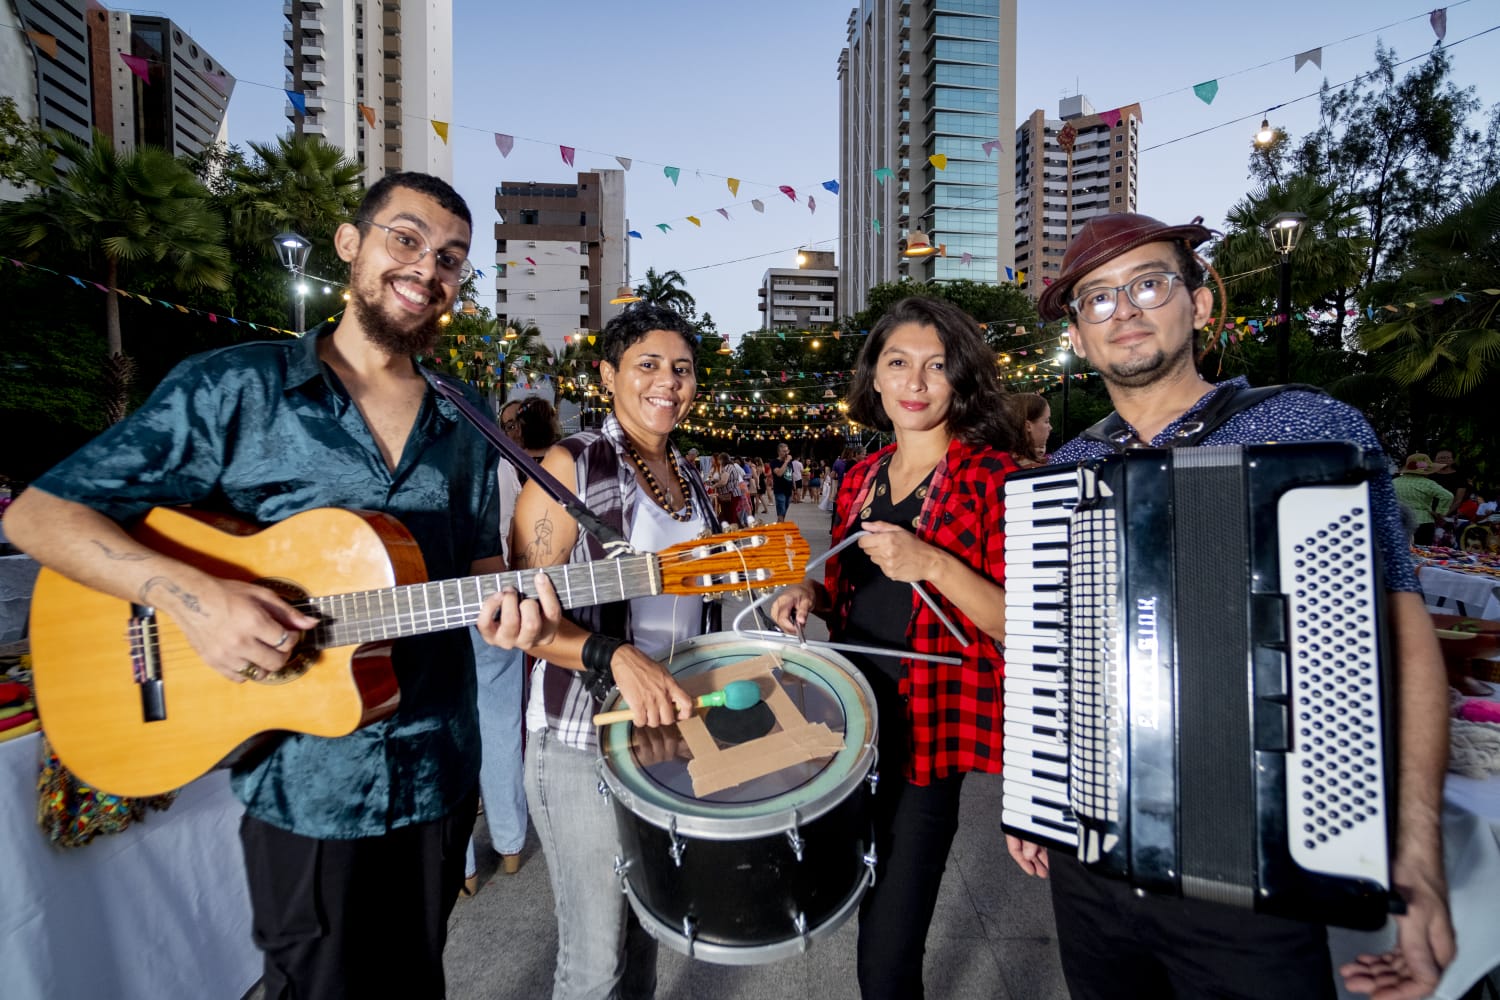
[597,632,879,840]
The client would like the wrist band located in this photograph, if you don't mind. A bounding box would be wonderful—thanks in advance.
[581,634,625,701]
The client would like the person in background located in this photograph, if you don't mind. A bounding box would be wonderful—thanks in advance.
[716,450,747,527]
[758,456,773,516]
[1393,453,1455,546]
[1430,448,1470,517]
[3,172,562,998]
[1008,392,1053,468]
[1008,211,1451,1000]
[772,443,796,521]
[511,303,718,1000]
[461,395,562,895]
[771,296,1021,1000]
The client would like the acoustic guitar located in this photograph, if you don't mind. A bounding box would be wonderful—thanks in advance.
[28,505,809,797]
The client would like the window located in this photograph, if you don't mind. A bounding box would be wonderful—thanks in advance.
[1114,181,1122,188]
[1115,150,1123,159]
[1115,165,1123,174]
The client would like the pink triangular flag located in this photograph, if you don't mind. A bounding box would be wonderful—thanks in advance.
[716,208,730,220]
[1098,108,1122,128]
[120,51,151,83]
[196,68,230,95]
[808,196,816,214]
[1431,8,1447,41]
[495,133,514,157]
[560,145,575,166]
[778,185,797,202]
[981,140,1000,157]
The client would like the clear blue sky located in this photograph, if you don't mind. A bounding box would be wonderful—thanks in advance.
[122,0,1497,338]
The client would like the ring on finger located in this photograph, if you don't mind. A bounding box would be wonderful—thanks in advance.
[239,662,262,681]
[273,631,290,649]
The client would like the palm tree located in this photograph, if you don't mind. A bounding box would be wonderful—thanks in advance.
[633,267,696,317]
[223,135,363,259]
[1360,179,1500,398]
[0,129,231,419]
[496,320,553,403]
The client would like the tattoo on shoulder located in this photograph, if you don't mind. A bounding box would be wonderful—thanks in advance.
[520,513,555,569]
[92,540,149,562]
[139,576,205,616]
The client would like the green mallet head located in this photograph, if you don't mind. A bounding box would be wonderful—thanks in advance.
[698,679,762,711]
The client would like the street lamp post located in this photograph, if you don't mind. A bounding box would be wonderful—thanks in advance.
[273,232,313,334]
[1264,212,1307,383]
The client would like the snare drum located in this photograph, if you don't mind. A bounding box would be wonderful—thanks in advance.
[597,633,879,965]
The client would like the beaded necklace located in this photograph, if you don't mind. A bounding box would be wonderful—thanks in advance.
[623,440,695,523]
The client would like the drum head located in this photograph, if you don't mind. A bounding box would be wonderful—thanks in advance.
[599,633,877,838]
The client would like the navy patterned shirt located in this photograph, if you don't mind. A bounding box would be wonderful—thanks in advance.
[1051,376,1417,592]
[33,326,501,837]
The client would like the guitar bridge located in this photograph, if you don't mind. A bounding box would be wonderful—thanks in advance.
[129,604,167,723]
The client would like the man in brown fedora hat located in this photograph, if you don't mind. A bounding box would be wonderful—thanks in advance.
[1006,213,1453,1000]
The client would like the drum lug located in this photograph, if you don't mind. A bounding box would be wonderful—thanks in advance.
[792,909,809,952]
[786,809,810,863]
[612,854,632,879]
[668,815,687,868]
[680,914,698,957]
[597,778,611,799]
[863,844,879,887]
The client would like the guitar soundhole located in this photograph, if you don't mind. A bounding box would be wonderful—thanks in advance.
[251,577,316,685]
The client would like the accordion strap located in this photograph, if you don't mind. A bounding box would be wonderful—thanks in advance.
[1081,382,1325,452]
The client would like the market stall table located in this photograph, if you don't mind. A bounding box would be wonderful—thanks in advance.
[0,730,259,1000]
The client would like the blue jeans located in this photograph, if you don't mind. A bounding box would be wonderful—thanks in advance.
[464,629,528,877]
[774,489,791,520]
[526,728,657,1000]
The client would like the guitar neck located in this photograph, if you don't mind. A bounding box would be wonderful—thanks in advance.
[306,553,662,647]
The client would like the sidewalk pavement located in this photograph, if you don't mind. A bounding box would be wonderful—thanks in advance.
[439,498,1070,999]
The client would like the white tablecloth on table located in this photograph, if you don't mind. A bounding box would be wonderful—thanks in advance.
[1418,563,1500,620]
[0,731,259,1000]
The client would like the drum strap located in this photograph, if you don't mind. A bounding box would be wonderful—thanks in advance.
[430,375,634,556]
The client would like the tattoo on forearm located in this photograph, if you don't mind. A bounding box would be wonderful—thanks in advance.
[139,576,206,616]
[520,513,555,569]
[92,539,149,561]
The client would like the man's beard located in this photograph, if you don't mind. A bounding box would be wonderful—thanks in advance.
[1100,337,1195,389]
[348,279,443,357]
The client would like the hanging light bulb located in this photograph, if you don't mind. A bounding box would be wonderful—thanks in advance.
[1255,118,1275,146]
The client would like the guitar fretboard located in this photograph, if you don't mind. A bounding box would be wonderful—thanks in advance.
[304,554,662,647]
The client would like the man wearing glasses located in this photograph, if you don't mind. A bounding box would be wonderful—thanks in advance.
[6,171,561,997]
[1001,214,1453,1000]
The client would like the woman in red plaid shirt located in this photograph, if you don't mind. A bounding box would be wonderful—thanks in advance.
[771,296,1024,1000]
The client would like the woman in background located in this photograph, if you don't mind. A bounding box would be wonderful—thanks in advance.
[1008,392,1052,468]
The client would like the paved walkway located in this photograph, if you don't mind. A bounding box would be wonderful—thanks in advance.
[441,497,1070,999]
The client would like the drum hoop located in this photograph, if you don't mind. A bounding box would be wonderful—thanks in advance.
[597,633,878,840]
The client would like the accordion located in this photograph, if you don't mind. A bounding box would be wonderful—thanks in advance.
[1000,442,1399,929]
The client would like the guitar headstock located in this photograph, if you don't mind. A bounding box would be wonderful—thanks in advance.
[656,523,811,596]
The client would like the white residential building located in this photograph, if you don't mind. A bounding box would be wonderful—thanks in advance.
[283,0,453,184]
[759,250,838,330]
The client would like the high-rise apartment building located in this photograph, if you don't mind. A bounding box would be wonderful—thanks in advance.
[283,0,453,185]
[12,0,91,145]
[494,170,628,354]
[1014,95,1141,294]
[838,0,1017,316]
[88,9,234,158]
[758,250,838,330]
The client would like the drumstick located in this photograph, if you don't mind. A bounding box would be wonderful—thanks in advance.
[593,679,761,726]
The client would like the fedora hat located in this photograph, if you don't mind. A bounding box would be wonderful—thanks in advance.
[1400,453,1437,475]
[1037,213,1217,322]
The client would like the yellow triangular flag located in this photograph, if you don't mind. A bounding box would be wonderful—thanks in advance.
[432,120,449,143]
[687,216,701,227]
[588,335,597,345]
[928,154,948,170]
[727,178,740,197]
[25,31,57,60]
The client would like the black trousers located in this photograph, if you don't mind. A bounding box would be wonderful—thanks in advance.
[855,668,968,1000]
[239,788,477,1000]
[1049,852,1336,1000]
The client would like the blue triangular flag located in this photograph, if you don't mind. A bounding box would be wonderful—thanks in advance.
[822,180,840,195]
[627,230,642,239]
[285,90,307,116]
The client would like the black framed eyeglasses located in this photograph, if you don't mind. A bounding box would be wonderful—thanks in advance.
[358,219,474,285]
[1069,271,1182,324]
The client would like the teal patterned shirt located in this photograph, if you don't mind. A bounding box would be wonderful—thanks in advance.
[33,326,500,838]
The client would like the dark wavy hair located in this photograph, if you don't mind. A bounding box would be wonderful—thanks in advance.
[1006,392,1051,463]
[356,171,472,232]
[846,297,1020,450]
[598,302,699,367]
[516,397,561,450]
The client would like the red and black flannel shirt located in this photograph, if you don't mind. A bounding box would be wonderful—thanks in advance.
[826,437,1017,785]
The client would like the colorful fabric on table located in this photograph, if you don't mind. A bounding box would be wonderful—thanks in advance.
[0,718,39,743]
[0,709,36,732]
[37,736,177,848]
[0,680,30,705]
[0,700,34,721]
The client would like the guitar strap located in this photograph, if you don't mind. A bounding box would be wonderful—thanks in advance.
[429,374,635,556]
[1080,382,1325,452]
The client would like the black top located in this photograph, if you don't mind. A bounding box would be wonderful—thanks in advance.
[839,463,933,684]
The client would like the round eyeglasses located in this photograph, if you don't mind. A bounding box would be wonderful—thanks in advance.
[359,219,474,285]
[1068,271,1182,324]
